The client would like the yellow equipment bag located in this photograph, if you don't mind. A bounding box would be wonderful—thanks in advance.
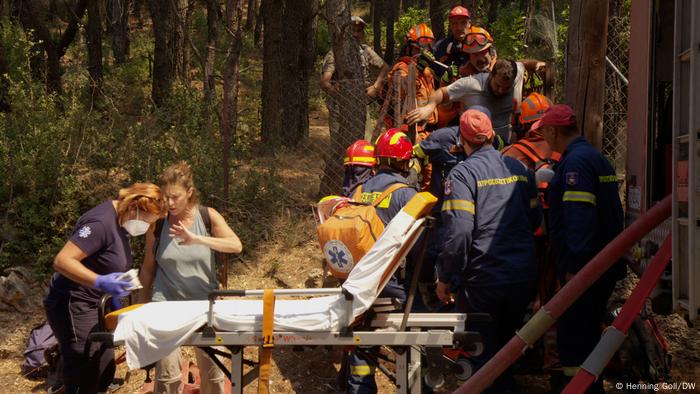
[317,183,407,278]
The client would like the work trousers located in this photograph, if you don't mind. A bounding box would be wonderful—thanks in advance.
[456,281,535,393]
[154,347,226,394]
[44,296,115,394]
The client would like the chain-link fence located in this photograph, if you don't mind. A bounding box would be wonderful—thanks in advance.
[603,15,630,204]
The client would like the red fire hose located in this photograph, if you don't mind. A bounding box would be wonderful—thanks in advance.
[455,194,672,394]
[562,234,672,393]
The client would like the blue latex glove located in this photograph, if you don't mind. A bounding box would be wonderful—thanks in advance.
[94,272,131,298]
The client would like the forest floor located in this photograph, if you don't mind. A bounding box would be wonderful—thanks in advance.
[2,110,700,393]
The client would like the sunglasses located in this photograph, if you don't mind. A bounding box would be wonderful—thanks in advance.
[465,33,491,47]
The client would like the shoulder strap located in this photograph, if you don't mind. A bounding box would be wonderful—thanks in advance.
[511,140,547,163]
[198,205,212,236]
[371,183,409,208]
[152,218,165,255]
[352,184,363,202]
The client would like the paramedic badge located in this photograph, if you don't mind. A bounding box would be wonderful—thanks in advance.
[323,240,354,274]
[444,179,453,196]
[565,172,579,186]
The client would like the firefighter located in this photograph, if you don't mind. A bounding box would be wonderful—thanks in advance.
[436,109,539,392]
[533,104,626,393]
[342,140,376,197]
[459,26,498,76]
[502,93,560,311]
[342,129,417,393]
[433,6,472,83]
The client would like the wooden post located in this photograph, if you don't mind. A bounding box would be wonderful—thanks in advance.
[564,0,610,149]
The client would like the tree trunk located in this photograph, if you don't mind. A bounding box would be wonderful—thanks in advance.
[429,0,446,40]
[384,0,398,63]
[245,0,257,31]
[204,0,218,102]
[181,0,195,81]
[87,0,103,101]
[148,0,186,106]
[0,41,10,112]
[372,0,382,55]
[253,0,263,45]
[14,0,88,94]
[108,0,130,63]
[319,0,366,196]
[261,0,318,147]
[564,0,609,148]
[221,0,243,204]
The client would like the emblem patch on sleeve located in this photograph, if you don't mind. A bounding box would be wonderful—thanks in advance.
[78,225,92,238]
[565,172,579,186]
[444,179,453,196]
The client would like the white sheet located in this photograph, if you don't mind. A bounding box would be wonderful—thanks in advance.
[114,209,425,369]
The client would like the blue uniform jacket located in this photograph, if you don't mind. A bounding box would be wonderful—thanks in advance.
[437,146,539,288]
[415,126,465,206]
[358,170,417,225]
[547,137,625,280]
[433,35,470,81]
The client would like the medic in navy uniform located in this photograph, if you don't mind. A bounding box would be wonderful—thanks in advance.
[342,140,376,197]
[344,128,417,394]
[435,109,539,392]
[533,104,626,393]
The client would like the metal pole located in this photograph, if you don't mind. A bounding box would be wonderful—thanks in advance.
[605,56,629,86]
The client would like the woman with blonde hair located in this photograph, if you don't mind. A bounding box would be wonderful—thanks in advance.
[139,161,242,393]
[44,182,166,393]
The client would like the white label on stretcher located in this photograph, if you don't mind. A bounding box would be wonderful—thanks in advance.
[628,186,641,211]
[323,240,354,273]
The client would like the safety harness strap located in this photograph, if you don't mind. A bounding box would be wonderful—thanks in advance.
[258,289,276,394]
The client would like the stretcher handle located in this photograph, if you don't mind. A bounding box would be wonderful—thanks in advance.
[207,288,344,301]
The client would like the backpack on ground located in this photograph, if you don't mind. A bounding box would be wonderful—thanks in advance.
[606,308,672,382]
[22,321,62,387]
[317,183,407,278]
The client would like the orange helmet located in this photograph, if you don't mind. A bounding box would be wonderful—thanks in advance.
[375,129,413,161]
[463,26,494,54]
[519,93,552,124]
[344,140,375,167]
[405,23,435,48]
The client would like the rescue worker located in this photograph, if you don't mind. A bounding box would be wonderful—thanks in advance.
[533,104,626,393]
[321,16,389,140]
[342,139,376,197]
[433,6,472,83]
[385,23,438,191]
[502,93,559,308]
[407,59,541,146]
[436,109,539,392]
[344,129,417,393]
[460,26,498,76]
[413,105,491,310]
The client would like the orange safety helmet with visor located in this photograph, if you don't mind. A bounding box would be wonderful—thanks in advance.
[462,26,494,54]
[519,92,553,125]
[405,23,435,49]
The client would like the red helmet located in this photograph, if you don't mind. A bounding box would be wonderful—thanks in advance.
[519,92,552,124]
[375,128,412,161]
[448,6,470,19]
[405,23,435,48]
[344,140,375,167]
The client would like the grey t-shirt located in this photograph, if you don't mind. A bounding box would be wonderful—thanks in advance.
[445,62,525,142]
[151,207,218,301]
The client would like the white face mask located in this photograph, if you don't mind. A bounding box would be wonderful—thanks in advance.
[123,210,150,236]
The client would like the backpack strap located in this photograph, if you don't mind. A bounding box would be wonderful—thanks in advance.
[152,218,165,255]
[509,139,556,170]
[371,183,409,208]
[198,205,212,236]
[352,184,363,202]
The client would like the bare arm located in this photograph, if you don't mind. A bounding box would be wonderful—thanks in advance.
[170,208,243,254]
[373,63,390,89]
[320,71,338,93]
[53,241,97,288]
[405,87,449,125]
[137,227,157,303]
